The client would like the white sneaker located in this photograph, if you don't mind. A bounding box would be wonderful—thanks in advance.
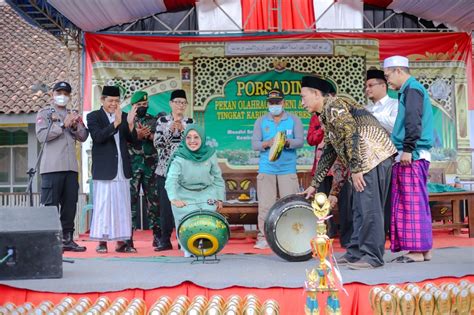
[253,239,269,249]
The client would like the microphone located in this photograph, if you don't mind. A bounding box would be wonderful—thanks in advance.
[46,108,56,121]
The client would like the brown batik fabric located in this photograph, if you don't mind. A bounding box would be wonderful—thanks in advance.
[311,96,396,189]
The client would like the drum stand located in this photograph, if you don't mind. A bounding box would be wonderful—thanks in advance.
[191,240,220,264]
[191,253,220,264]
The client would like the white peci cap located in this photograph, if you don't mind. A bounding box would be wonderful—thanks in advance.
[383,55,409,68]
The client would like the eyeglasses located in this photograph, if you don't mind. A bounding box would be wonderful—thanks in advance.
[172,100,188,106]
[384,70,395,79]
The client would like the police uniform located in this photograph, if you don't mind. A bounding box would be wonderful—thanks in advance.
[36,81,89,252]
[127,91,161,247]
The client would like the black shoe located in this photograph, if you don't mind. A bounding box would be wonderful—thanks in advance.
[63,231,87,252]
[335,254,358,265]
[63,240,87,252]
[152,228,162,248]
[96,241,108,254]
[154,240,173,251]
[116,240,137,253]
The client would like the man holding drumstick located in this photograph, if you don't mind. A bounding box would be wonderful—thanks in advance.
[251,89,304,249]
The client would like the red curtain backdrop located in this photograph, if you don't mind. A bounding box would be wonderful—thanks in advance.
[163,0,196,11]
[241,0,315,31]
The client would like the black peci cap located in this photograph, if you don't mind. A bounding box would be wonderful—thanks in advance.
[301,76,336,94]
[102,86,121,97]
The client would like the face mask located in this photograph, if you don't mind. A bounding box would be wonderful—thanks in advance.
[54,95,69,106]
[136,106,148,118]
[269,105,283,116]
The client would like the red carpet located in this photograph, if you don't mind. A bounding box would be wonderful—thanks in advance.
[64,228,474,259]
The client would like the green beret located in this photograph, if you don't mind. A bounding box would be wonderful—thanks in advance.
[131,91,148,105]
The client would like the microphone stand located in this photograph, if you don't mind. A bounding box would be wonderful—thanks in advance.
[26,110,55,207]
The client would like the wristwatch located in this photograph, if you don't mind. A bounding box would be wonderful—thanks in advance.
[59,122,65,129]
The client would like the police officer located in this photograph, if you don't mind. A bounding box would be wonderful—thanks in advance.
[127,91,161,248]
[35,81,88,252]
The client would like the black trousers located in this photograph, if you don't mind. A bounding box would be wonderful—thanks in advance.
[40,171,79,233]
[337,180,353,247]
[345,158,392,267]
[156,175,174,242]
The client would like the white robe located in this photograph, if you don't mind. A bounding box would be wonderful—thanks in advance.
[90,111,132,241]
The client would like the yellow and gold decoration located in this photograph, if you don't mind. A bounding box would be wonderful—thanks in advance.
[369,280,474,315]
[305,192,344,315]
[0,295,279,315]
[0,296,146,315]
[269,131,286,161]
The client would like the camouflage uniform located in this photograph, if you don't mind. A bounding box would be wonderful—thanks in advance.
[128,114,159,231]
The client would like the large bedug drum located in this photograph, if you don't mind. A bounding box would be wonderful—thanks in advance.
[264,194,318,262]
[177,210,230,257]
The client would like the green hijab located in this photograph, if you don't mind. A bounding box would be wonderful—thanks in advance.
[173,124,215,163]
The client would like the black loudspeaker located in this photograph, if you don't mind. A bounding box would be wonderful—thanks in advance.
[0,206,63,280]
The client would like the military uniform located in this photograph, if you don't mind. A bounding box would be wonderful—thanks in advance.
[128,113,160,232]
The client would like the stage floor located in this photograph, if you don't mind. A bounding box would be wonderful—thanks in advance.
[1,230,473,315]
[1,247,473,293]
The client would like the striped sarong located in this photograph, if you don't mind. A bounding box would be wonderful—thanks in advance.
[390,159,432,252]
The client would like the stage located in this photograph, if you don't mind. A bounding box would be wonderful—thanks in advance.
[1,230,473,314]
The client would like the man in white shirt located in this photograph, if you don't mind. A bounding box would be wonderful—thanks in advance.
[365,69,398,133]
[365,68,398,238]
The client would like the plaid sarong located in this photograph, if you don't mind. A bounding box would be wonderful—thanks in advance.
[390,159,432,252]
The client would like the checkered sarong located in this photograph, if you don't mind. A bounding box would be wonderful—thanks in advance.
[390,159,432,252]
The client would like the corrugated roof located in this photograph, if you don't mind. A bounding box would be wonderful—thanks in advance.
[0,3,68,114]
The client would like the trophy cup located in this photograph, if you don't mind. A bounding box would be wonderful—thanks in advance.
[454,288,470,315]
[374,290,388,315]
[369,287,383,314]
[449,286,460,314]
[305,269,320,315]
[398,292,416,315]
[418,291,435,315]
[304,192,342,315]
[387,285,399,294]
[468,284,474,313]
[434,290,451,315]
[379,292,397,315]
[422,283,435,291]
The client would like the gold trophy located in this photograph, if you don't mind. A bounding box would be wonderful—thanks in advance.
[305,192,342,315]
[369,287,383,314]
[448,286,460,314]
[398,292,416,315]
[304,269,320,315]
[374,290,388,315]
[434,290,451,315]
[468,284,474,313]
[387,285,399,293]
[454,288,470,315]
[418,291,435,315]
[379,292,397,315]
